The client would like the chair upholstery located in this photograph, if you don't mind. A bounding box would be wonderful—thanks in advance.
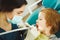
[26,8,40,25]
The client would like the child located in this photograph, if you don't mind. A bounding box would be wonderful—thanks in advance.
[35,8,60,40]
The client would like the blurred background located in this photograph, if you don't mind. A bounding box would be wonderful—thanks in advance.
[22,0,42,22]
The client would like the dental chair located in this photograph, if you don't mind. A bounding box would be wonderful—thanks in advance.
[26,8,40,25]
[26,0,60,38]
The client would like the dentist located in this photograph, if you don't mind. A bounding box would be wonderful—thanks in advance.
[0,0,27,40]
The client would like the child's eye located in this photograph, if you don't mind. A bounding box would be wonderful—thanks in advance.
[39,19,42,20]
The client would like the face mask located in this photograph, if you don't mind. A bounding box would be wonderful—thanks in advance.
[7,15,23,24]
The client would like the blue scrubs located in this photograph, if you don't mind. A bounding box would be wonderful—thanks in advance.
[0,24,24,40]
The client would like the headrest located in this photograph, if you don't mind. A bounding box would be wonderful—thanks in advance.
[42,0,60,13]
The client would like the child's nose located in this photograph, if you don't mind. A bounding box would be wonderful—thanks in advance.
[36,20,38,23]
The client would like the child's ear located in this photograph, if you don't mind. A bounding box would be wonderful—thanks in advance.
[47,26,52,30]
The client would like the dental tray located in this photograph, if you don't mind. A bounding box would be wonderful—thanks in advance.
[0,27,30,35]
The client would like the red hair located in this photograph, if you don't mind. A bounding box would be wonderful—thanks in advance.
[41,8,60,34]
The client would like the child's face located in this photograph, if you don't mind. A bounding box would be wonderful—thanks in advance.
[36,12,47,32]
[36,12,53,36]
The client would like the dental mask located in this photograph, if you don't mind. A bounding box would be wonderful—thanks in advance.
[7,15,23,24]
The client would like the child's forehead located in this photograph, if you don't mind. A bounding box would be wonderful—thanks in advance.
[39,12,45,17]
